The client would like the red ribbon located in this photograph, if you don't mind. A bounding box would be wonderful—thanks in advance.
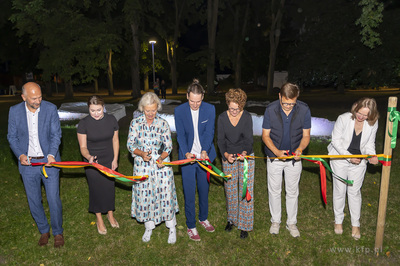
[303,159,327,205]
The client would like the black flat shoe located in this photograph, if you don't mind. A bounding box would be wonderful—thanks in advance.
[240,230,248,239]
[225,221,233,232]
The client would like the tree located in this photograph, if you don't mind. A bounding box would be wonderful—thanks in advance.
[267,0,285,95]
[218,1,250,88]
[11,0,122,99]
[164,0,186,95]
[206,0,219,94]
[356,0,384,49]
[123,0,163,98]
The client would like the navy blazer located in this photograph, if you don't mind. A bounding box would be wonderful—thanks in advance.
[174,101,216,162]
[7,100,62,174]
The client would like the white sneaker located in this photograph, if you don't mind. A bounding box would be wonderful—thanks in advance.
[168,228,177,244]
[286,224,300,238]
[142,229,153,242]
[269,223,280,235]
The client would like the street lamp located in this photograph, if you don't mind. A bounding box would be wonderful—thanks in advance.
[149,40,156,89]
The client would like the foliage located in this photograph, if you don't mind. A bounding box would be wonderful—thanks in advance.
[10,0,122,86]
[285,0,400,88]
[355,0,384,49]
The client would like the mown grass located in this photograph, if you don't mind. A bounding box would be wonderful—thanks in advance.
[0,89,399,265]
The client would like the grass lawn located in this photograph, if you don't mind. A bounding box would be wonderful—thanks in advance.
[0,88,399,265]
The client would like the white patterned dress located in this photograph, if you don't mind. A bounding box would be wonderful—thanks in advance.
[127,114,179,224]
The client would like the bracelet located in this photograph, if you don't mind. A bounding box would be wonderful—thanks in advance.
[296,148,302,153]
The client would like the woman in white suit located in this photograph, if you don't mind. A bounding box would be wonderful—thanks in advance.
[328,98,379,240]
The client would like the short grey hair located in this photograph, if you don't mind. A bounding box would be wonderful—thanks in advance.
[138,92,162,112]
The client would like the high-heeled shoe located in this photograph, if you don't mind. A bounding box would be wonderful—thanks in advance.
[97,223,107,235]
[352,226,361,240]
[107,214,120,228]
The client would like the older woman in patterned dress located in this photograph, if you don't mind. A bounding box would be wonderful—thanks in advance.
[127,92,179,244]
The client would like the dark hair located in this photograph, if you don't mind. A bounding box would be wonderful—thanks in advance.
[350,97,379,126]
[187,78,205,95]
[225,88,247,110]
[87,95,105,107]
[280,83,300,99]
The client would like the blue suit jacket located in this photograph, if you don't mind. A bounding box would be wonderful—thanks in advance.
[7,100,62,174]
[174,101,216,162]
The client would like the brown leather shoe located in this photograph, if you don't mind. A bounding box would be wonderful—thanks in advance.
[54,234,64,248]
[38,232,50,246]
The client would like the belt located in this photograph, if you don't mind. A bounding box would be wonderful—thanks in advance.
[29,156,45,159]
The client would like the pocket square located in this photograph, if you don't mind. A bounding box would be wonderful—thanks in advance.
[201,119,208,123]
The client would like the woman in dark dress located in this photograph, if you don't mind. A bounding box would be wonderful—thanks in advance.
[217,88,255,239]
[77,95,120,235]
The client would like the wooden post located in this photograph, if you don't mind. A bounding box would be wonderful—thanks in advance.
[375,96,397,254]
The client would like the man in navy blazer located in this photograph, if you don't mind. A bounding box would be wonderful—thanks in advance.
[7,82,64,247]
[174,79,216,241]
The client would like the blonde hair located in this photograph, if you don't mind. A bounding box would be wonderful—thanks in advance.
[138,92,162,112]
[350,97,379,126]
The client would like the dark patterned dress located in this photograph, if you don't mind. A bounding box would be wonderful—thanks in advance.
[127,114,179,224]
[77,113,119,213]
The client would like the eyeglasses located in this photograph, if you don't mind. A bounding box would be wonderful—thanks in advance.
[356,112,368,119]
[228,107,240,112]
[281,102,296,107]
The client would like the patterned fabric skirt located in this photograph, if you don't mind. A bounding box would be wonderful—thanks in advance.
[222,155,255,231]
[131,166,179,225]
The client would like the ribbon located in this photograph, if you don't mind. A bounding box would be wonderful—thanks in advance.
[31,161,148,183]
[260,153,393,205]
[159,158,231,181]
[388,107,400,149]
[303,158,327,204]
[240,155,251,201]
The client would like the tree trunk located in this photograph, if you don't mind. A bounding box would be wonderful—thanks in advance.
[229,2,250,89]
[106,49,114,96]
[166,40,178,95]
[267,0,285,95]
[207,0,219,95]
[130,22,141,99]
[94,78,99,93]
[144,73,149,91]
[64,79,73,99]
[45,80,52,97]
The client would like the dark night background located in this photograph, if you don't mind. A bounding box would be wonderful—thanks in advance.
[0,0,399,96]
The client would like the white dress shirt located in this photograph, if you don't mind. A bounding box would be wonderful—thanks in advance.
[190,109,202,158]
[26,104,44,157]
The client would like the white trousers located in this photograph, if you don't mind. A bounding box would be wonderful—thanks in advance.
[267,159,302,225]
[331,159,366,227]
[144,216,177,230]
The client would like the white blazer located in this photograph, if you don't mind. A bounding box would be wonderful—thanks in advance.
[328,112,378,162]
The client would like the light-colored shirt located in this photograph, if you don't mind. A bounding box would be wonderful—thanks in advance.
[190,109,202,158]
[25,104,44,157]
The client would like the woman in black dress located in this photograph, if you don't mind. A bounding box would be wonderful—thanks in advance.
[77,95,120,235]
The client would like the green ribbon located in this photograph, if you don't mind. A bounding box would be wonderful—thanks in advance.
[388,107,400,149]
[303,156,354,185]
[242,157,249,199]
[200,160,229,181]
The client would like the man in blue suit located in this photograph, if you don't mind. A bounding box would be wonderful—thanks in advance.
[7,82,64,247]
[174,79,216,241]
